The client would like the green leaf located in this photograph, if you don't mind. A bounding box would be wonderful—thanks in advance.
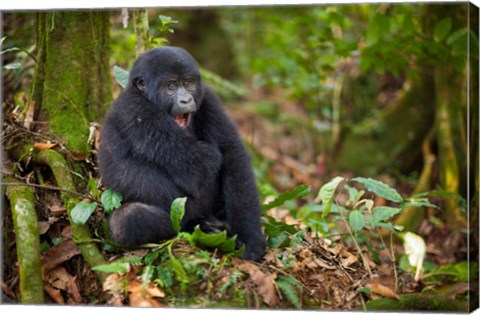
[263,215,298,248]
[92,262,130,273]
[113,65,129,88]
[276,275,302,308]
[344,184,365,206]
[87,178,101,199]
[350,177,403,203]
[317,176,345,217]
[403,197,439,209]
[262,184,311,211]
[434,17,452,42]
[169,256,189,283]
[357,287,372,295]
[372,206,401,226]
[101,189,123,214]
[349,210,365,232]
[190,226,238,252]
[159,15,178,25]
[192,226,227,247]
[170,197,187,234]
[71,201,98,225]
[155,265,174,288]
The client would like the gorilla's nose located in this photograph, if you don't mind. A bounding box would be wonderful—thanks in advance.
[179,95,193,106]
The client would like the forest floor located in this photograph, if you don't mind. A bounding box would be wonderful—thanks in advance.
[1,89,475,311]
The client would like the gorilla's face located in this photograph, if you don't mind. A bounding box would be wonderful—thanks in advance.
[129,47,204,128]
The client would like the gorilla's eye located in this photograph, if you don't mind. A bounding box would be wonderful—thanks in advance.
[167,81,178,91]
[136,77,146,91]
[183,78,196,89]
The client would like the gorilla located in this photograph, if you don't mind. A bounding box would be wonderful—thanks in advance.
[98,47,266,261]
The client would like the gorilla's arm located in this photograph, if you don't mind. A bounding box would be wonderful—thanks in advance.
[108,90,222,198]
[195,87,266,260]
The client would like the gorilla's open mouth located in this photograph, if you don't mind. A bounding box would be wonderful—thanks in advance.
[173,113,192,128]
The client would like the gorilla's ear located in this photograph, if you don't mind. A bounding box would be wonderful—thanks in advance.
[135,76,146,92]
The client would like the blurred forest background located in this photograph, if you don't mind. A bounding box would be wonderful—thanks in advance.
[1,2,479,311]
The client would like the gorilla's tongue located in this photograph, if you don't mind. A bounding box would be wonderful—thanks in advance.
[173,113,190,128]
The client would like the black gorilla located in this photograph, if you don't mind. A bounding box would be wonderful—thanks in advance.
[98,47,266,261]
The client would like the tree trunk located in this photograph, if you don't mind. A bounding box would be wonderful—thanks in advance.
[132,9,151,56]
[33,11,112,156]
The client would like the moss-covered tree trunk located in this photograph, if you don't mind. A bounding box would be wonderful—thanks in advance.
[32,11,112,156]
[132,9,151,57]
[429,4,469,227]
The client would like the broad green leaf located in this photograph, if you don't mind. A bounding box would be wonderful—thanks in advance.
[351,177,403,203]
[403,197,439,209]
[372,206,401,226]
[189,226,240,253]
[92,262,130,273]
[113,65,129,88]
[159,15,178,25]
[262,184,311,211]
[433,17,452,42]
[317,176,345,217]
[447,28,468,46]
[219,234,238,252]
[71,201,98,225]
[101,189,123,214]
[349,210,365,232]
[434,261,479,282]
[170,197,187,234]
[191,226,227,248]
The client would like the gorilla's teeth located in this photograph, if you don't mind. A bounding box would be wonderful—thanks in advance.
[173,113,190,128]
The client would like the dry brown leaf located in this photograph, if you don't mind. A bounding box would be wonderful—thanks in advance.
[41,239,81,277]
[33,142,59,151]
[46,267,82,304]
[70,152,88,161]
[38,221,50,235]
[44,283,65,304]
[324,243,344,256]
[48,204,66,216]
[128,280,164,307]
[48,267,70,290]
[340,252,358,268]
[313,258,336,270]
[367,277,400,300]
[236,260,279,307]
[298,248,313,259]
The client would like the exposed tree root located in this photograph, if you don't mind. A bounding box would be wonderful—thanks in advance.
[394,126,436,232]
[13,143,108,284]
[3,176,44,303]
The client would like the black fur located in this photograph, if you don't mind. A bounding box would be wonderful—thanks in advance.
[98,47,266,261]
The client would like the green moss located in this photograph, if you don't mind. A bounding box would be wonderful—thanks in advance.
[38,11,112,155]
[364,293,468,312]
[336,74,435,175]
[3,177,44,304]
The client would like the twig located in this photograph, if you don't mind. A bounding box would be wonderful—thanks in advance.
[1,181,94,201]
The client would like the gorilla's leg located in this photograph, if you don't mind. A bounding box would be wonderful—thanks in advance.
[108,202,176,246]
